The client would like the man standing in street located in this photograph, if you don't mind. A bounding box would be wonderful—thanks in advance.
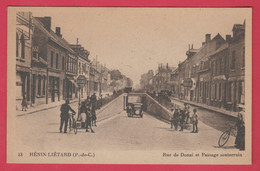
[170,108,174,129]
[60,99,76,133]
[173,108,180,131]
[179,109,186,131]
[85,105,94,133]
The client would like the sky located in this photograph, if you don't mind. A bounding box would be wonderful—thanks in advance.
[15,7,251,86]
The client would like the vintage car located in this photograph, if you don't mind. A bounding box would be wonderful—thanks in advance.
[123,93,146,118]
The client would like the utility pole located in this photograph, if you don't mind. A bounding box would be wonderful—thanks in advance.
[76,38,81,116]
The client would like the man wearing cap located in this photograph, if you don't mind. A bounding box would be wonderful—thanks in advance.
[60,99,76,133]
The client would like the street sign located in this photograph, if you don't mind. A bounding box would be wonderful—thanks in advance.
[77,75,86,87]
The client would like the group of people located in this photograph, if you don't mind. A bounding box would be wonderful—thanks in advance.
[170,103,199,133]
[59,93,98,134]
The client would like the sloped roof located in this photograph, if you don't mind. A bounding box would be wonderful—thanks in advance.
[33,17,76,54]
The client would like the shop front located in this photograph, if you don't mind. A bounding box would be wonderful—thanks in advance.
[198,74,210,105]
[210,75,227,108]
[47,71,64,103]
[16,66,31,110]
[226,76,245,111]
[183,78,196,101]
[65,75,78,100]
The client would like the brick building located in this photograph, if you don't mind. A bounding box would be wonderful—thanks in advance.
[70,44,91,98]
[33,16,78,105]
[168,22,245,112]
[226,22,245,111]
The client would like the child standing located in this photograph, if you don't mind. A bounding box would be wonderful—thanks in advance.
[191,109,198,133]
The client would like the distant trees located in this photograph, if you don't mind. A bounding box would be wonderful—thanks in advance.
[140,70,154,90]
[109,69,123,81]
[109,69,133,90]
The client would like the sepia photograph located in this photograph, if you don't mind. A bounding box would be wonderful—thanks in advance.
[7,7,252,164]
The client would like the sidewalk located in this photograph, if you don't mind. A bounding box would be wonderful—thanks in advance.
[170,97,238,117]
[16,98,80,117]
[16,94,123,117]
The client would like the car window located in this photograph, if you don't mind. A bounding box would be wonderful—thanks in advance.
[128,96,141,103]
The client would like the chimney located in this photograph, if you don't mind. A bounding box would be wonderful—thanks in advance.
[189,44,190,50]
[205,34,211,43]
[36,17,51,31]
[226,35,231,42]
[56,27,62,37]
[191,44,193,49]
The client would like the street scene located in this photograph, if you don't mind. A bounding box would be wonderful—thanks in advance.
[8,7,251,164]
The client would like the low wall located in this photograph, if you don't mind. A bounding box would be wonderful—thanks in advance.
[145,93,172,122]
[95,92,123,109]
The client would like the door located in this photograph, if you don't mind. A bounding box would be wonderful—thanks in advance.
[32,74,36,104]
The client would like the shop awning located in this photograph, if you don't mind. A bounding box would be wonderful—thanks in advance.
[213,75,226,81]
[16,65,30,73]
[66,77,78,88]
[228,76,245,81]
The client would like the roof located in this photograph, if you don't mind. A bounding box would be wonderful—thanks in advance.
[33,17,76,55]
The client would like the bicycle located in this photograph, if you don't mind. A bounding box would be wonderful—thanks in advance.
[69,112,77,134]
[218,125,237,147]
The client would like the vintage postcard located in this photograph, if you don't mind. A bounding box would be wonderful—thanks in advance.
[7,7,252,164]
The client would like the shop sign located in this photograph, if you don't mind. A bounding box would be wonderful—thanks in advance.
[184,78,196,90]
[77,75,87,87]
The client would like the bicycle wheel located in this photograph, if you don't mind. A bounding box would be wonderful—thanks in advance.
[73,120,77,135]
[218,131,230,147]
[69,119,72,132]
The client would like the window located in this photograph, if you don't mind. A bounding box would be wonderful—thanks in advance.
[206,82,209,98]
[51,51,54,68]
[38,76,41,96]
[62,56,65,70]
[231,51,236,69]
[227,82,232,102]
[43,76,46,95]
[215,84,217,100]
[215,60,218,75]
[79,62,81,74]
[21,34,25,59]
[242,47,245,67]
[56,53,59,69]
[224,56,227,73]
[16,33,19,57]
[69,58,71,71]
[219,58,223,74]
[66,57,68,70]
[219,83,221,100]
[33,50,37,58]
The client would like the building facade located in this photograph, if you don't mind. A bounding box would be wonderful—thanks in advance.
[70,44,91,98]
[167,22,245,112]
[226,23,245,111]
[33,17,78,105]
[16,12,33,109]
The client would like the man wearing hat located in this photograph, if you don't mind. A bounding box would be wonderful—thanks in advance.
[60,99,76,133]
[85,104,94,133]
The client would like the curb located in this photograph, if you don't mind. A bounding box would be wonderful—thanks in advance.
[17,100,78,117]
[17,94,123,117]
[170,97,237,118]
